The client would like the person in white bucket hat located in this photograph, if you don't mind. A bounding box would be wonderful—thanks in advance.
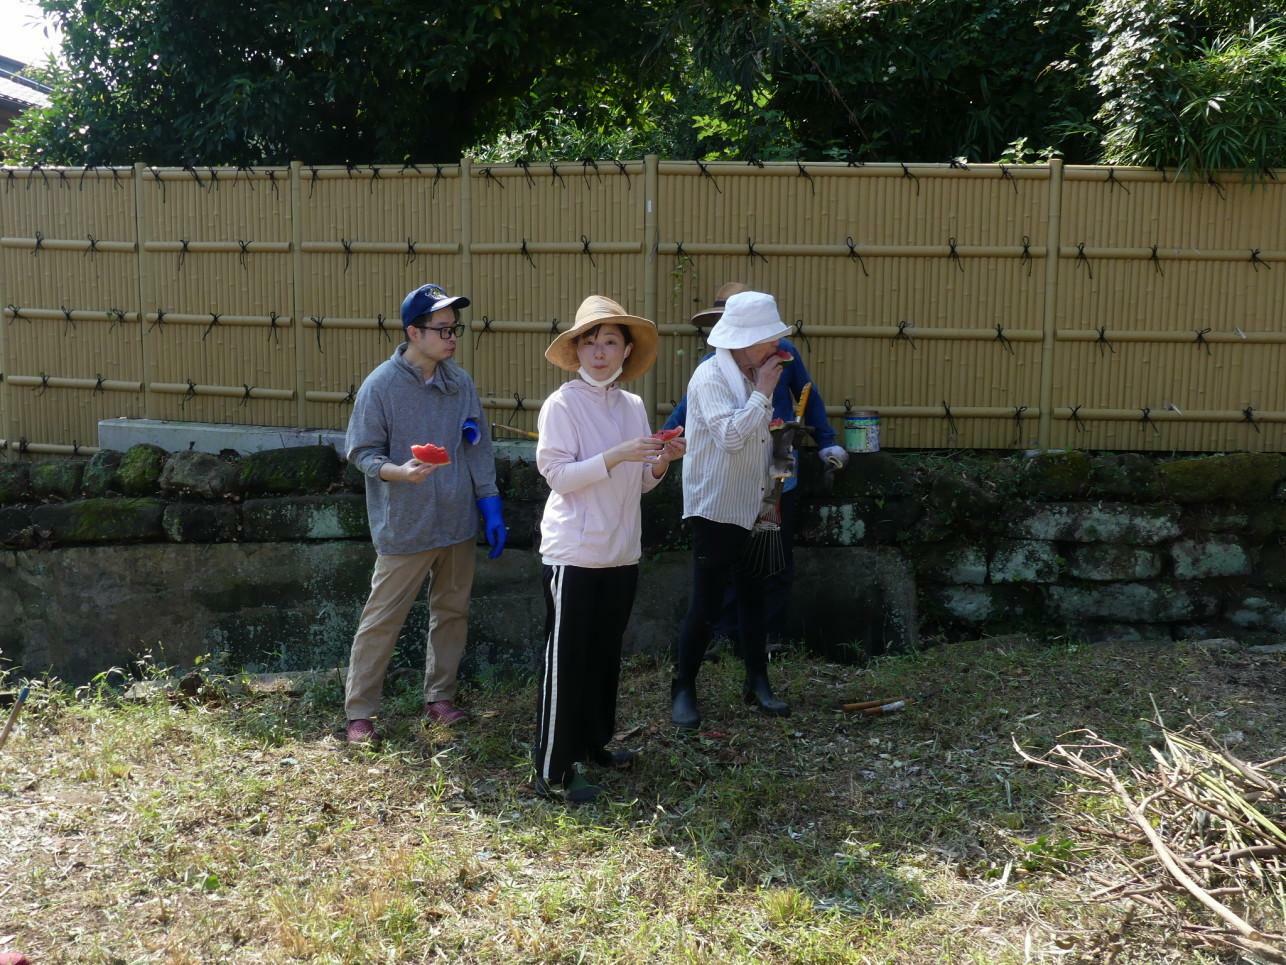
[671,290,793,730]
[532,295,687,803]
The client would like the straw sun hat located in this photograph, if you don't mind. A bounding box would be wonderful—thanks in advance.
[690,281,749,327]
[544,295,658,382]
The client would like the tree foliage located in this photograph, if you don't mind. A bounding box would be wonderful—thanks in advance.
[5,0,1286,172]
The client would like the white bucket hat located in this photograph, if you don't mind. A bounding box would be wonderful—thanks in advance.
[705,291,789,349]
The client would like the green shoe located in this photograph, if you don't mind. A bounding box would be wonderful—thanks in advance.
[563,770,603,805]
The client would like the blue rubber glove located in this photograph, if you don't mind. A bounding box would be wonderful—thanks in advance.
[462,418,481,446]
[477,495,507,559]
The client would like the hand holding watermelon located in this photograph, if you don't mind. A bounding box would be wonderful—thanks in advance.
[410,443,450,465]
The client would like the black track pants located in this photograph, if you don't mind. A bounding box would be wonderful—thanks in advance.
[534,563,639,784]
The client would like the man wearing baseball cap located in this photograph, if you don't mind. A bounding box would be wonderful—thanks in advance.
[342,283,507,742]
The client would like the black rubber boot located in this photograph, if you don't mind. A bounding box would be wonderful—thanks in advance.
[743,673,790,717]
[671,680,701,730]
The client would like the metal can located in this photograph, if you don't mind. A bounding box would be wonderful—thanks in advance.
[844,410,880,453]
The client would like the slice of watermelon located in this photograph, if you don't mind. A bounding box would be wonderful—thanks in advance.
[410,443,450,465]
[774,348,792,363]
[653,426,684,442]
[769,418,785,430]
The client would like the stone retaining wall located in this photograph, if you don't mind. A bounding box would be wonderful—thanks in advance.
[2,442,1282,681]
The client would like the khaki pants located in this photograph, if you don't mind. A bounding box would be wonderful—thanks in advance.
[344,539,476,720]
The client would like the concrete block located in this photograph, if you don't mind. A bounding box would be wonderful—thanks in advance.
[990,539,1064,583]
[1170,536,1251,579]
[1067,545,1163,581]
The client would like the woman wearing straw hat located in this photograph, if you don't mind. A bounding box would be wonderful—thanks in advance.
[671,290,793,731]
[533,295,686,804]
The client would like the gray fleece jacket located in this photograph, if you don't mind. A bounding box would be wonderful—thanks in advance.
[345,344,499,556]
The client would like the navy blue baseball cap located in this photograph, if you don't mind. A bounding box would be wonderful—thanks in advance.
[400,283,471,327]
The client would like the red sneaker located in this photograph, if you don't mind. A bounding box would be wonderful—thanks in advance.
[345,718,377,743]
[424,700,467,725]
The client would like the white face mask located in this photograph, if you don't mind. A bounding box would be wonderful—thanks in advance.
[578,365,622,388]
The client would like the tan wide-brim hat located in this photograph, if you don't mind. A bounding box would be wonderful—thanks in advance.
[544,295,658,382]
[691,281,749,327]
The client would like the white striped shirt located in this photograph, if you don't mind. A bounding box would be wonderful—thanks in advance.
[681,361,773,529]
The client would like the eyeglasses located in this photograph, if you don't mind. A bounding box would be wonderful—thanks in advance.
[413,322,465,339]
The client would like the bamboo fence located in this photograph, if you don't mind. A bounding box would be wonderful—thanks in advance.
[1,158,1283,455]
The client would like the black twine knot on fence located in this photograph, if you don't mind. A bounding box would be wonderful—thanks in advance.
[994,324,1014,355]
[796,161,815,195]
[1194,328,1212,355]
[109,167,123,190]
[746,158,765,169]
[108,308,126,331]
[344,162,359,179]
[999,164,1018,195]
[148,309,166,334]
[342,384,357,405]
[1095,325,1115,356]
[239,384,254,408]
[340,238,353,273]
[202,313,222,341]
[1069,404,1087,433]
[61,306,75,333]
[15,437,28,455]
[3,169,15,192]
[55,169,70,190]
[238,239,251,270]
[1139,406,1159,434]
[404,238,417,266]
[268,311,282,346]
[941,401,959,437]
[1150,244,1164,276]
[508,392,526,426]
[205,167,220,191]
[473,314,493,352]
[401,162,422,176]
[266,169,279,199]
[182,164,202,187]
[792,319,812,354]
[947,237,964,273]
[149,166,167,202]
[900,162,920,195]
[674,241,692,269]
[1075,242,1093,279]
[310,315,325,353]
[845,236,869,277]
[6,304,27,324]
[580,234,597,267]
[845,153,864,168]
[695,160,721,194]
[1250,248,1271,271]
[515,158,534,188]
[580,158,601,187]
[85,234,99,258]
[949,157,969,170]
[234,165,256,189]
[1020,235,1033,277]
[1243,405,1261,434]
[31,231,44,257]
[1011,405,1029,446]
[181,380,198,408]
[376,312,390,344]
[35,372,50,397]
[614,160,632,189]
[549,162,566,188]
[747,237,768,264]
[1207,173,1226,200]
[367,165,382,192]
[548,317,561,336]
[521,239,536,269]
[177,238,190,272]
[1106,168,1130,194]
[79,164,95,189]
[892,319,917,350]
[307,165,320,198]
[93,374,106,395]
[430,164,445,197]
[29,163,47,188]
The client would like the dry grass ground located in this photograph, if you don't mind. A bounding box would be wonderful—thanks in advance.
[1,635,1282,963]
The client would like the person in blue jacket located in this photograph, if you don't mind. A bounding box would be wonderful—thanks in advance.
[664,282,849,647]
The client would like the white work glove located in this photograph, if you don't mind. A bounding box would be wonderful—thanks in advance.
[819,444,849,469]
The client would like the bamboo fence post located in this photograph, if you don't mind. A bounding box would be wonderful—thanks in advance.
[133,162,155,421]
[290,161,306,426]
[1038,158,1064,450]
[642,154,660,423]
[459,156,475,373]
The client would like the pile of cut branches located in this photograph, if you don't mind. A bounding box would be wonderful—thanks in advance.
[1016,725,1285,963]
